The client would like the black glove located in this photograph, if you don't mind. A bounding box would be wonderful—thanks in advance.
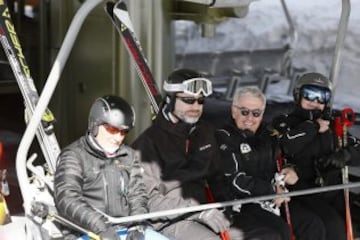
[271,115,289,135]
[316,149,351,170]
[293,107,323,121]
[195,209,230,233]
[99,226,121,240]
[126,224,146,240]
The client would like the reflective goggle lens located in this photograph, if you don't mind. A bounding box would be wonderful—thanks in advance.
[177,96,205,105]
[103,124,129,136]
[301,86,331,104]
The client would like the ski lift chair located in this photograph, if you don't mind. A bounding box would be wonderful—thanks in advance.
[224,67,265,101]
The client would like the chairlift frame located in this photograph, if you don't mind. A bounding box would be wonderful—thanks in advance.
[1,0,354,239]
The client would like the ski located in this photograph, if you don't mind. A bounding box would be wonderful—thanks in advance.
[0,1,60,173]
[105,1,162,114]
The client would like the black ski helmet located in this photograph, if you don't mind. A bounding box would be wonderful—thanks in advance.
[293,72,332,106]
[88,95,135,136]
[163,69,212,111]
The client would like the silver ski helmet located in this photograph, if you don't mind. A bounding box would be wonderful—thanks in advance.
[163,69,213,111]
[293,72,332,106]
[88,95,135,136]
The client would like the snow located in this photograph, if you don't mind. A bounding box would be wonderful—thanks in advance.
[175,0,360,112]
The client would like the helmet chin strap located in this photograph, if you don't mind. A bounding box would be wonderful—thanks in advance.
[162,104,180,123]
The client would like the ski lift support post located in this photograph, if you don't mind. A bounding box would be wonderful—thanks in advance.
[329,0,350,99]
[280,0,298,76]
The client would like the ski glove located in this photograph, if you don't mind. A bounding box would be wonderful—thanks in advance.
[99,226,121,240]
[126,224,146,240]
[316,148,351,170]
[196,209,231,233]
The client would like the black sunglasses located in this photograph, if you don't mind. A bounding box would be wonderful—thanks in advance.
[176,96,205,105]
[233,105,263,118]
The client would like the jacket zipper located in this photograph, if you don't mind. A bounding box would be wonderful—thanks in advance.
[103,174,109,214]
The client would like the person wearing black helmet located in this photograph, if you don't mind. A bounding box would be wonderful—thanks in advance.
[54,95,168,240]
[272,72,360,240]
[132,69,280,240]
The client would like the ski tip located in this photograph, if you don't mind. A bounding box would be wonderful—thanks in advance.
[114,1,128,12]
[104,1,115,19]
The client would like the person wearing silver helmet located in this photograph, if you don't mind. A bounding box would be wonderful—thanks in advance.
[272,72,360,240]
[132,69,280,240]
[54,95,168,240]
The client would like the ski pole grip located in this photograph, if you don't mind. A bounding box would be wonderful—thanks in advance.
[334,116,343,138]
[341,108,355,127]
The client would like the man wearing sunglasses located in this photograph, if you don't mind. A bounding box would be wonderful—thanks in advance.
[132,69,278,240]
[272,72,360,240]
[54,95,168,240]
[215,86,324,240]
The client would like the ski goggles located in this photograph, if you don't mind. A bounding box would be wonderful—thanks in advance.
[103,123,129,136]
[300,85,331,104]
[176,96,205,105]
[233,106,263,118]
[163,78,213,97]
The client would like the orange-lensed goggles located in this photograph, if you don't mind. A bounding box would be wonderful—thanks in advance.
[103,124,129,136]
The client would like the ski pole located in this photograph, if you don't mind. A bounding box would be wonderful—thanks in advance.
[276,154,295,240]
[204,182,231,240]
[340,108,355,240]
[31,202,101,240]
[48,212,101,240]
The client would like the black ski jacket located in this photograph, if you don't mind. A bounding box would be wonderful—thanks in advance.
[131,112,221,228]
[215,121,278,201]
[272,106,360,190]
[54,133,148,234]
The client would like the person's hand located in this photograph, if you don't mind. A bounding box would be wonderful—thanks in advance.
[280,167,298,185]
[316,149,351,170]
[126,224,146,240]
[196,209,230,233]
[316,118,330,133]
[274,185,290,208]
[99,226,121,240]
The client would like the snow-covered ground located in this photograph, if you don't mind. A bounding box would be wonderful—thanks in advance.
[175,0,360,112]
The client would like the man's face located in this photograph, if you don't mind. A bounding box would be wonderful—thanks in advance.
[95,124,127,154]
[173,93,204,124]
[232,96,264,133]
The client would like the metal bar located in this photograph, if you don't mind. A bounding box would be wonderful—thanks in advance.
[102,181,360,224]
[280,0,297,53]
[329,0,351,97]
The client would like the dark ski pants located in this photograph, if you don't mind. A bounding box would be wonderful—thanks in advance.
[236,203,289,240]
[286,199,326,240]
[296,193,346,240]
[160,215,281,240]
